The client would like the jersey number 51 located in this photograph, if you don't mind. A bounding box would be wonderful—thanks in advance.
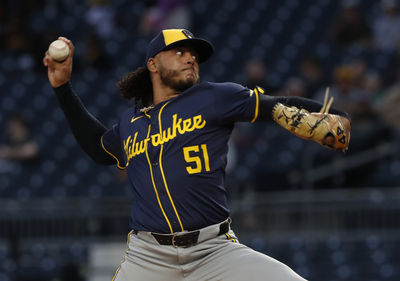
[183,144,210,174]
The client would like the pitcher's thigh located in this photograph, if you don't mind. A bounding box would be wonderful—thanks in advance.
[225,245,306,281]
[112,257,183,281]
[193,242,307,281]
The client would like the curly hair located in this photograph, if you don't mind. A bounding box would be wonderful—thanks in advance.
[117,67,153,107]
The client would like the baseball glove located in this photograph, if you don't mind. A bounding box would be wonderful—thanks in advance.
[272,88,351,152]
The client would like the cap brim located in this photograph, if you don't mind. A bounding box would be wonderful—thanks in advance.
[163,38,214,63]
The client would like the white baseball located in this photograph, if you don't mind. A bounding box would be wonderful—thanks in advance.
[48,39,70,62]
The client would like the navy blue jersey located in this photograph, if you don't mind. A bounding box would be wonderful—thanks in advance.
[101,82,260,234]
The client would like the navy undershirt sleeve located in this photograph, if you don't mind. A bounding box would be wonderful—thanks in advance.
[53,82,116,165]
[257,94,350,122]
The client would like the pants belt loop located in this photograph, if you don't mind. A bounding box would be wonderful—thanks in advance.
[218,218,231,236]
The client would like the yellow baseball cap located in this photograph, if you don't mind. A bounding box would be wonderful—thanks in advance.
[145,29,214,63]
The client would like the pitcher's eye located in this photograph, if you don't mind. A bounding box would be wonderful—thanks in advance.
[176,51,183,56]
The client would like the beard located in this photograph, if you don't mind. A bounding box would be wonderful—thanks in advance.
[159,66,200,93]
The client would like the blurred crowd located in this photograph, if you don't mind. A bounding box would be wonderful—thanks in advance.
[242,0,400,123]
[1,0,400,192]
[237,0,400,189]
[0,0,191,72]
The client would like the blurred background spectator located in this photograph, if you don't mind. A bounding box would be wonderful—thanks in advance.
[0,113,39,173]
[243,58,271,92]
[298,56,326,98]
[375,68,400,131]
[85,0,115,40]
[139,0,192,35]
[329,0,372,48]
[276,77,307,97]
[313,63,369,123]
[372,0,400,53]
[81,31,111,70]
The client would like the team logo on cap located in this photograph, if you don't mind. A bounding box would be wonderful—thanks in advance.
[182,29,194,39]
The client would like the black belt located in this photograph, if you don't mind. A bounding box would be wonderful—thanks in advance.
[151,220,230,247]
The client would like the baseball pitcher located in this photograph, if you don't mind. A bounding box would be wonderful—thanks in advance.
[43,29,350,281]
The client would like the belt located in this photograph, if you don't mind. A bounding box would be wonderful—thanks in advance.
[151,219,230,247]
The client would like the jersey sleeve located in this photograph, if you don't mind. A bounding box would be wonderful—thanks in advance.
[100,123,127,169]
[214,82,262,123]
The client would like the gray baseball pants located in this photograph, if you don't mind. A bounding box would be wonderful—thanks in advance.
[112,220,307,281]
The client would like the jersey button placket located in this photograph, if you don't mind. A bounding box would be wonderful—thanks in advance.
[149,111,175,230]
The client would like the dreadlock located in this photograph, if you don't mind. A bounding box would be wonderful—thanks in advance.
[117,67,153,107]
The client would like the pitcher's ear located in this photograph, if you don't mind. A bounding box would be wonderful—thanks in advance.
[147,58,157,73]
